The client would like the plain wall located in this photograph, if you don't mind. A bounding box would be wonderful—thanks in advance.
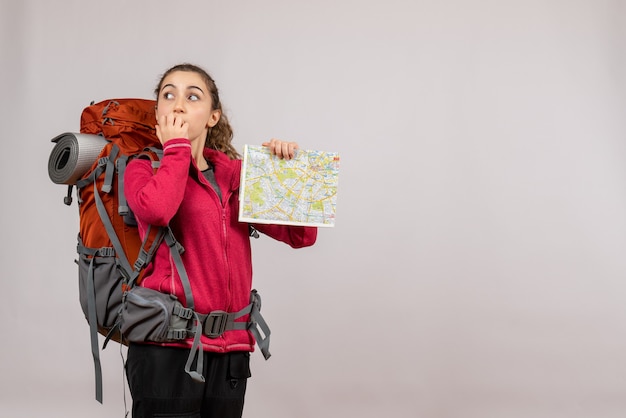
[1,0,626,417]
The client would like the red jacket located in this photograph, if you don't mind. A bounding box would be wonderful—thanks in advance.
[124,138,317,353]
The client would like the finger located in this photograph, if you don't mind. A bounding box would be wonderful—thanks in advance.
[268,138,278,153]
[275,141,286,159]
[288,142,298,159]
[281,141,291,159]
[264,138,279,156]
[281,142,298,160]
[180,121,189,138]
[169,114,175,127]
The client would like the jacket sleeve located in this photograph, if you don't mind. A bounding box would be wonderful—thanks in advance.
[252,223,318,248]
[124,138,192,226]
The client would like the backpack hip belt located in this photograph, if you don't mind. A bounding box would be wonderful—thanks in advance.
[170,289,271,358]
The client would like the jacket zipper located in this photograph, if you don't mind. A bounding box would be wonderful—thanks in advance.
[198,165,234,325]
[222,201,232,312]
[200,168,233,313]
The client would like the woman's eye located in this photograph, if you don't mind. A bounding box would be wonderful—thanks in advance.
[163,92,174,100]
[188,94,199,101]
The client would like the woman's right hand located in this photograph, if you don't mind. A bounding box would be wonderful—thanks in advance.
[156,113,189,145]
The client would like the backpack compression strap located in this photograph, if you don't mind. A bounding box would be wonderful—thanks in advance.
[78,144,144,402]
[81,145,129,403]
[162,229,206,382]
[77,236,112,404]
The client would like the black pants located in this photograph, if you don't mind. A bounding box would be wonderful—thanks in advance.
[126,343,251,418]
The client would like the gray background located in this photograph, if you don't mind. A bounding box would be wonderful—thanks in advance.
[2,0,626,417]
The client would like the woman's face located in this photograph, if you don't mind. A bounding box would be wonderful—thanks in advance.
[156,70,220,143]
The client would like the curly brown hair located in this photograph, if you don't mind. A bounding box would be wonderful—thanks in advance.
[155,63,240,160]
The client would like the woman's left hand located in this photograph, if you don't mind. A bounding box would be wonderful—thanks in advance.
[262,138,299,160]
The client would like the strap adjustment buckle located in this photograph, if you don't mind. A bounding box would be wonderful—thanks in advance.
[203,310,231,338]
[98,247,115,257]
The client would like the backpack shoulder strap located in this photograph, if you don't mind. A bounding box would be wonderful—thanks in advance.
[117,146,162,220]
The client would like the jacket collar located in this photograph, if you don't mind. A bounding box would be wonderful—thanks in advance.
[203,148,241,191]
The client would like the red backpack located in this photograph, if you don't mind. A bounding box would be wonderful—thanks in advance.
[49,98,271,404]
[49,98,162,402]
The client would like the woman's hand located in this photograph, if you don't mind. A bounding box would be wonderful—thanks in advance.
[262,138,299,160]
[156,113,189,145]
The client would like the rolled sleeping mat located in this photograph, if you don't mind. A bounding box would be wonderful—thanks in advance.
[48,132,109,185]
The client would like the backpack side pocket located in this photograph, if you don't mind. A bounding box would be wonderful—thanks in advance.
[77,250,124,337]
[121,286,186,343]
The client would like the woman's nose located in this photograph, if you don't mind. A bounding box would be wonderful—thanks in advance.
[173,98,185,113]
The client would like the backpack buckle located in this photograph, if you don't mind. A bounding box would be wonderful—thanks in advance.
[203,311,231,338]
[98,247,115,257]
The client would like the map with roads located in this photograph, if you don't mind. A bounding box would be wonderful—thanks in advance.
[239,145,340,227]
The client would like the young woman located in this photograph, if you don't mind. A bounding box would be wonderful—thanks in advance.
[124,63,317,418]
